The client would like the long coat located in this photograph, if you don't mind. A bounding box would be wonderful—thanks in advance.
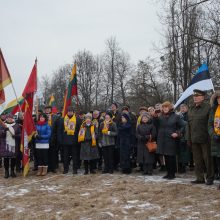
[208,91,220,157]
[118,121,132,169]
[0,123,21,158]
[136,121,157,164]
[156,112,183,156]
[80,124,99,160]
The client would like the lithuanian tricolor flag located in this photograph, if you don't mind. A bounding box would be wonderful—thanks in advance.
[49,95,58,113]
[62,63,78,117]
[1,96,25,115]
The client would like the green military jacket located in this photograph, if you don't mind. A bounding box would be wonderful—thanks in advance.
[186,102,210,144]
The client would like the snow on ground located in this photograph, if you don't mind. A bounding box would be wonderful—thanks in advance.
[0,167,220,220]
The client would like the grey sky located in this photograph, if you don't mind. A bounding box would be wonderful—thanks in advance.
[0,0,162,103]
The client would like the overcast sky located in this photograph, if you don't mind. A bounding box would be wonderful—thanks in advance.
[0,0,163,104]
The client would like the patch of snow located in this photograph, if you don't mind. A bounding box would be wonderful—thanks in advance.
[4,188,29,197]
[127,200,139,204]
[80,192,90,196]
[111,197,119,204]
[39,185,61,192]
[44,208,52,212]
[179,206,193,212]
[101,212,114,217]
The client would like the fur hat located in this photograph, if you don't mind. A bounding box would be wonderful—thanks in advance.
[139,106,148,112]
[210,91,220,107]
[162,101,174,110]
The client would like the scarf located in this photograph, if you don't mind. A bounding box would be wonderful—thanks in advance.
[214,105,220,135]
[78,123,96,147]
[37,121,47,126]
[136,116,141,127]
[47,114,52,127]
[92,118,99,128]
[64,114,76,135]
[102,119,113,134]
[5,123,16,150]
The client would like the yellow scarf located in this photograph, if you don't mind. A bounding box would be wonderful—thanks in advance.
[102,119,113,134]
[214,105,220,135]
[92,118,99,128]
[48,114,52,127]
[136,116,141,127]
[64,114,76,135]
[78,123,96,147]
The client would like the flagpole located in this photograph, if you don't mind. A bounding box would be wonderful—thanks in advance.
[11,82,22,113]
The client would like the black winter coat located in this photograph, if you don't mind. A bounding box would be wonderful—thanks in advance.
[156,111,183,156]
[136,121,156,164]
[118,122,132,169]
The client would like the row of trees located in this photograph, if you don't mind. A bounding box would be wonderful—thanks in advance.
[40,0,220,113]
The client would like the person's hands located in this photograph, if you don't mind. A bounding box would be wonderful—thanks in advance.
[171,133,178,138]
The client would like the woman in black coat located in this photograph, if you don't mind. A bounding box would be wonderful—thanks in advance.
[156,101,184,179]
[137,113,157,175]
[118,113,132,174]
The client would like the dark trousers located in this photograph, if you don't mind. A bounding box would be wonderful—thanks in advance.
[215,157,220,176]
[84,160,95,172]
[4,158,16,170]
[102,145,114,172]
[48,145,59,171]
[164,155,176,177]
[143,163,153,174]
[63,145,78,172]
[36,149,49,166]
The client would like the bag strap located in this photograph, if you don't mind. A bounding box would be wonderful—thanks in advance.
[149,134,152,142]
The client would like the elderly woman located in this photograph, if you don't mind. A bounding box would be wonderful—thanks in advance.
[208,91,220,189]
[0,114,21,178]
[157,101,183,179]
[78,113,99,175]
[137,113,157,175]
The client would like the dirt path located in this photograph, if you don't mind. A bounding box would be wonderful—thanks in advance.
[0,169,220,220]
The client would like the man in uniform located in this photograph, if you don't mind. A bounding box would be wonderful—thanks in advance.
[187,89,214,185]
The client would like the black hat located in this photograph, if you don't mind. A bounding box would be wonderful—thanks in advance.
[67,106,74,112]
[111,102,118,108]
[122,113,130,122]
[45,105,52,110]
[105,111,113,118]
[193,89,206,96]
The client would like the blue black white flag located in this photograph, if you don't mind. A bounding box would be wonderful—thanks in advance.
[174,63,214,108]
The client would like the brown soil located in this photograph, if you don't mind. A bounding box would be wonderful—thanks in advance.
[0,167,220,220]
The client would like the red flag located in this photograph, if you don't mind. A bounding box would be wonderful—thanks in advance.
[20,101,36,177]
[22,60,37,113]
[0,90,5,104]
[62,63,77,117]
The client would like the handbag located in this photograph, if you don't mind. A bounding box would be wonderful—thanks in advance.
[146,135,157,153]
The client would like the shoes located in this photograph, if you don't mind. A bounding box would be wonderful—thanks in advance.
[163,174,169,179]
[102,170,108,174]
[167,175,176,180]
[4,170,9,179]
[84,171,88,175]
[109,170,113,174]
[63,170,68,174]
[41,166,48,176]
[90,170,96,174]
[191,179,205,184]
[36,166,43,176]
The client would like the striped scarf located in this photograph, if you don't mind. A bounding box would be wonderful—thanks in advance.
[214,105,220,135]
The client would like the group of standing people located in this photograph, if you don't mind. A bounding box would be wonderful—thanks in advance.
[0,89,220,189]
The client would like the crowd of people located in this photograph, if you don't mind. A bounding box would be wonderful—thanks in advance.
[0,89,220,189]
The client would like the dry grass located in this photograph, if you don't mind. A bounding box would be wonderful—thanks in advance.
[0,167,220,220]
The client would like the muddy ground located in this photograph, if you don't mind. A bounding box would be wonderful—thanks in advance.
[0,166,220,220]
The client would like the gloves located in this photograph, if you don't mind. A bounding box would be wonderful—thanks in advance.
[36,135,42,140]
[213,134,220,141]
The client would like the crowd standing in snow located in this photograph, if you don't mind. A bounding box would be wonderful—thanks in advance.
[1,89,220,189]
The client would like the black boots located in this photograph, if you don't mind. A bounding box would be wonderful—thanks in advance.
[4,170,9,179]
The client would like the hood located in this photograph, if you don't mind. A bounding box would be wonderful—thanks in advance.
[210,91,220,107]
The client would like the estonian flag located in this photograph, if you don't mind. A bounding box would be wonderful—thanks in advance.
[174,63,214,108]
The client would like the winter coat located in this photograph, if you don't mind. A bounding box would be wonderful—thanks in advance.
[58,116,81,147]
[208,91,220,157]
[156,111,183,156]
[35,123,51,144]
[48,114,59,147]
[80,124,99,160]
[186,101,210,144]
[118,121,132,169]
[0,123,21,158]
[136,120,157,164]
[99,121,117,147]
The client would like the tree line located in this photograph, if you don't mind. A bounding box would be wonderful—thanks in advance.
[40,0,220,113]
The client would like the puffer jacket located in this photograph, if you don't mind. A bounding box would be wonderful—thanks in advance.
[36,123,51,144]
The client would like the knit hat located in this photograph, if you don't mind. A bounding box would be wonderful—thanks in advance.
[141,112,151,120]
[121,112,130,122]
[85,113,92,120]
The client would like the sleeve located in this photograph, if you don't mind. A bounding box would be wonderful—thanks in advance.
[208,109,215,138]
[109,123,118,136]
[41,125,52,140]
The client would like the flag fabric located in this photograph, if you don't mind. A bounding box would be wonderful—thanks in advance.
[22,60,37,113]
[2,96,25,115]
[20,101,36,177]
[0,49,12,90]
[62,64,77,117]
[174,63,214,108]
[49,95,58,113]
[0,90,5,104]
